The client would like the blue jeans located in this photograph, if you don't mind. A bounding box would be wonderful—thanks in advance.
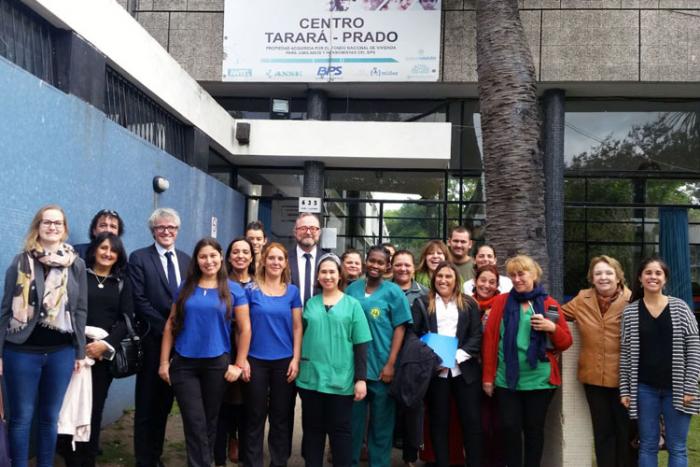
[637,383,692,467]
[4,345,75,467]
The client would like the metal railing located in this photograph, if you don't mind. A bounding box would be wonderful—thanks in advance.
[0,0,55,84]
[105,66,187,160]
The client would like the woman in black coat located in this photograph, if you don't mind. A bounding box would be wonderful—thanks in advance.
[411,261,483,467]
[59,232,134,467]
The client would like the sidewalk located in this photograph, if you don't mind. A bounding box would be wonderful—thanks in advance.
[73,396,407,466]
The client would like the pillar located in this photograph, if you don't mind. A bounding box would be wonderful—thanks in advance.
[543,89,566,301]
[303,89,327,199]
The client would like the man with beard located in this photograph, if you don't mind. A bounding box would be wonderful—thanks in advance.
[447,226,475,282]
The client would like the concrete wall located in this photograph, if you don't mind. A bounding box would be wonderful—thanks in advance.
[0,55,246,423]
[129,0,700,84]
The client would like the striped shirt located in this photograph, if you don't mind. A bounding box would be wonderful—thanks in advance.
[619,297,700,419]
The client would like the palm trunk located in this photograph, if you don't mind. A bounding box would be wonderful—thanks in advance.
[476,0,547,282]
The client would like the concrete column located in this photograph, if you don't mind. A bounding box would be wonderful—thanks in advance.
[306,89,328,121]
[303,161,325,199]
[246,184,262,224]
[541,89,567,467]
[303,89,327,203]
[542,89,566,301]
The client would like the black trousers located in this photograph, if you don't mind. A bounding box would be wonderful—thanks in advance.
[396,403,423,463]
[134,333,175,467]
[495,387,554,467]
[244,356,295,467]
[170,353,229,467]
[583,384,633,467]
[213,401,247,465]
[426,375,482,467]
[299,388,354,467]
[58,359,114,467]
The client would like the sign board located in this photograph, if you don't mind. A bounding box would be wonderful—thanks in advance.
[222,0,441,82]
[210,216,218,238]
[298,197,322,213]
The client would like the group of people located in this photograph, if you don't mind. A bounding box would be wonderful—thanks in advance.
[0,205,698,467]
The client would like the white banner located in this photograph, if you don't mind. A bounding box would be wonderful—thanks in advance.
[222,0,441,82]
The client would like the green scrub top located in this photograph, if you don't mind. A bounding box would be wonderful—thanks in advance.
[345,279,412,381]
[297,293,372,396]
[495,302,555,391]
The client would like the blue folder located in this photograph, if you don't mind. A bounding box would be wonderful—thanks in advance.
[420,332,458,367]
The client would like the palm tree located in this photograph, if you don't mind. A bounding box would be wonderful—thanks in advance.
[475,0,547,281]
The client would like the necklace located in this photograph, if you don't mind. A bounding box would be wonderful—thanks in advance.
[95,274,108,289]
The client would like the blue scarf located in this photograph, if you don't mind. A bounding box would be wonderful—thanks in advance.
[502,284,549,390]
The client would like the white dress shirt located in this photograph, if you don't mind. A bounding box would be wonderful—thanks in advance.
[155,242,181,286]
[435,296,470,378]
[296,245,317,304]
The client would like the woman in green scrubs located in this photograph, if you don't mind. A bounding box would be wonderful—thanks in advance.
[346,246,412,467]
[297,253,372,467]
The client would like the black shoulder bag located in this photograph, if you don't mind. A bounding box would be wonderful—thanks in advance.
[110,313,143,378]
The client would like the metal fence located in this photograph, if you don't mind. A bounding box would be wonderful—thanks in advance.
[0,0,55,84]
[105,66,187,160]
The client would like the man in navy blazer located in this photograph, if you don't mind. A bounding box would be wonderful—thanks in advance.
[288,212,325,305]
[129,208,190,467]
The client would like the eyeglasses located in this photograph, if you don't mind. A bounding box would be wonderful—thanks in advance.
[154,225,179,233]
[295,226,320,233]
[41,220,64,228]
[96,209,120,218]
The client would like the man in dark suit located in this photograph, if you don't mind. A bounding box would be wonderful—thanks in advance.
[129,208,190,467]
[288,212,323,306]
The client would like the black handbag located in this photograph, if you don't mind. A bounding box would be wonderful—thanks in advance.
[110,313,143,378]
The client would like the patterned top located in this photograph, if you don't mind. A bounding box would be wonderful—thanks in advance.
[620,296,700,419]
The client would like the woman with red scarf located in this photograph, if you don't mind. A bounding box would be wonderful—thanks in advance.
[482,255,572,467]
[472,265,504,467]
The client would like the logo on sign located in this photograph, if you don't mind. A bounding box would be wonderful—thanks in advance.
[411,64,431,74]
[266,70,303,79]
[317,66,343,77]
[227,68,252,78]
[369,67,398,78]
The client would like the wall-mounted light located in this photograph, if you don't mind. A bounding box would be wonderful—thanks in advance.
[270,98,290,120]
[153,176,170,193]
[236,122,251,145]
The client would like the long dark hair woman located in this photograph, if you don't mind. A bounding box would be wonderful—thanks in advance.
[620,257,700,467]
[297,253,372,467]
[215,236,256,466]
[226,236,256,286]
[412,261,483,467]
[471,264,505,467]
[58,232,133,467]
[244,242,302,467]
[0,204,87,467]
[159,238,251,467]
[481,254,572,467]
[561,255,632,467]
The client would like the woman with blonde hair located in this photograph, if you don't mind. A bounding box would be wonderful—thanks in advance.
[0,205,87,467]
[482,254,572,467]
[561,255,631,467]
[412,261,483,467]
[244,242,302,467]
[415,240,452,288]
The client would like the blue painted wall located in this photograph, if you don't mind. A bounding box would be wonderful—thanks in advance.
[0,57,246,424]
